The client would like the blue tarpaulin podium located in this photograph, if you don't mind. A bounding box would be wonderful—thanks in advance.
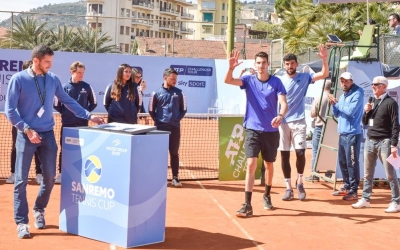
[59,123,169,248]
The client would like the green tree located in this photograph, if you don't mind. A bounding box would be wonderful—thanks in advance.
[73,27,117,53]
[2,16,52,49]
[49,25,79,52]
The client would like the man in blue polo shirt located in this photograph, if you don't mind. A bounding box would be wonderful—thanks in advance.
[225,50,288,218]
[277,45,329,202]
[329,72,364,201]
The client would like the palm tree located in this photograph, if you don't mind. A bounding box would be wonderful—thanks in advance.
[2,16,52,49]
[49,25,79,52]
[74,27,117,53]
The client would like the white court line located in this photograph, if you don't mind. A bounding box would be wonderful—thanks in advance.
[109,244,116,250]
[188,170,265,250]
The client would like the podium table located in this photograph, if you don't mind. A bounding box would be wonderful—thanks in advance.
[59,124,169,248]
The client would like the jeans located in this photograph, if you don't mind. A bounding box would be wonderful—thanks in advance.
[11,126,42,174]
[158,126,181,177]
[338,134,361,193]
[311,126,323,172]
[362,138,400,203]
[14,130,58,225]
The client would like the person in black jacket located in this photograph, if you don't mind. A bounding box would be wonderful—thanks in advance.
[104,64,142,124]
[53,61,97,183]
[351,76,400,213]
[132,68,149,124]
[149,68,187,187]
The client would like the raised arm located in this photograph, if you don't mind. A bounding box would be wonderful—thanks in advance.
[312,44,329,82]
[224,50,244,86]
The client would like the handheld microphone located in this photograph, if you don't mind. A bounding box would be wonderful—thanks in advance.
[368,96,374,103]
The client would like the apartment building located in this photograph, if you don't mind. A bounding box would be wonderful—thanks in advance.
[86,0,194,54]
[188,0,241,40]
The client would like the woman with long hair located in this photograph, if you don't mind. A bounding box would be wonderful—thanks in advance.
[104,64,142,124]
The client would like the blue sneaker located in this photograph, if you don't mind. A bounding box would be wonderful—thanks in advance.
[34,210,46,229]
[17,224,30,239]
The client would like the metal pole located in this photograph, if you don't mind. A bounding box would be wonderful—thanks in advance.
[227,0,236,58]
[172,21,175,57]
[164,37,166,57]
[95,16,98,53]
[243,24,246,59]
[10,12,14,49]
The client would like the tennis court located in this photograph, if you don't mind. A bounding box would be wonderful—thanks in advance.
[0,149,399,249]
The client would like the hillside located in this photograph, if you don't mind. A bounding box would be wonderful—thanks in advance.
[0,1,87,31]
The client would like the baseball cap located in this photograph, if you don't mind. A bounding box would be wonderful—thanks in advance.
[339,72,353,80]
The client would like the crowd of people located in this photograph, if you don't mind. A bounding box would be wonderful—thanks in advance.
[3,13,400,239]
[5,44,187,238]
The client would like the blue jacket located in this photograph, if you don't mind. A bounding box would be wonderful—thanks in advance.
[5,68,91,132]
[54,79,97,126]
[149,85,187,128]
[332,83,364,135]
[103,82,142,124]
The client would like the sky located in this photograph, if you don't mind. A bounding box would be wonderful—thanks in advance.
[1,0,83,12]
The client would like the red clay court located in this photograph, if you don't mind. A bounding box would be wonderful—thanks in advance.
[0,150,398,250]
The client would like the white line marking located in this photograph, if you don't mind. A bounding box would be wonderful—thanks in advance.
[188,171,265,250]
[110,244,116,250]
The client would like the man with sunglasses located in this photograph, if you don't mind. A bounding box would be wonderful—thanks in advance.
[351,76,400,213]
[388,13,400,35]
[328,72,364,201]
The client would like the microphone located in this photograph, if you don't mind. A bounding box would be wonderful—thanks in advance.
[368,96,374,103]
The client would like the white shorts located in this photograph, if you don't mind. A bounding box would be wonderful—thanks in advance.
[278,119,307,151]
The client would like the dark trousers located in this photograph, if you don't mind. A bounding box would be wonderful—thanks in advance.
[338,134,362,193]
[11,126,41,174]
[158,126,181,177]
[59,123,88,172]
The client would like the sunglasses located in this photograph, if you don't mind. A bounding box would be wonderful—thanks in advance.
[371,83,384,86]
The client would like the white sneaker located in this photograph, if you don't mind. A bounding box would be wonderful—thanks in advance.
[171,176,182,187]
[385,202,400,213]
[6,173,15,184]
[351,198,370,209]
[35,174,43,185]
[54,173,62,184]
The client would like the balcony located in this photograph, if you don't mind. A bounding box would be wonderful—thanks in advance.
[160,8,180,17]
[180,12,194,20]
[174,0,193,6]
[180,27,193,34]
[132,1,155,11]
[86,11,104,17]
[132,18,154,27]
[159,23,178,31]
[202,19,214,25]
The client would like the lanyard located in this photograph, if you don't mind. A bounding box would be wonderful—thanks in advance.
[371,95,386,118]
[32,70,46,106]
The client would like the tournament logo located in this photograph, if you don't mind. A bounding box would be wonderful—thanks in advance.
[84,155,102,183]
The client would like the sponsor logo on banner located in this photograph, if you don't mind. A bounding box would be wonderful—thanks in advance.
[65,136,84,146]
[106,139,128,156]
[170,65,213,76]
[189,80,206,88]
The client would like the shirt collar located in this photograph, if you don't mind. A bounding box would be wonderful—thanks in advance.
[375,92,388,100]
[27,67,45,77]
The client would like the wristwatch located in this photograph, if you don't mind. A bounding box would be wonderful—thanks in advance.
[23,126,31,134]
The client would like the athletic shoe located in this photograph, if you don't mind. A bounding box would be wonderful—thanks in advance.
[351,198,370,209]
[297,183,306,200]
[332,188,348,196]
[35,174,43,185]
[54,173,62,184]
[6,173,15,184]
[282,189,294,201]
[385,202,400,213]
[342,192,358,201]
[34,210,46,229]
[17,224,30,239]
[236,203,253,217]
[262,195,273,210]
[305,175,319,182]
[171,176,182,187]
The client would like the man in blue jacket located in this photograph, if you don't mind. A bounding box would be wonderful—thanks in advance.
[5,44,104,239]
[149,68,187,187]
[329,72,364,201]
[53,61,97,183]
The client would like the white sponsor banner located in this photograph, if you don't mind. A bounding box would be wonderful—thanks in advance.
[0,49,217,113]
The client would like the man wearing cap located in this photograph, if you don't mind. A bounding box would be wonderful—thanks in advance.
[351,76,400,212]
[328,72,364,201]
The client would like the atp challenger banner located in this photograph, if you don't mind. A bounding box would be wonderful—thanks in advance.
[0,49,217,113]
[218,117,262,181]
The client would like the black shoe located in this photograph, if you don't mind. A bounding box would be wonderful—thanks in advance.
[305,175,319,182]
[263,195,273,210]
[236,203,253,217]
